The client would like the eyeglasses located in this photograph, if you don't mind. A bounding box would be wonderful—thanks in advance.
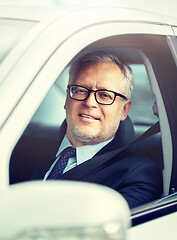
[67,84,127,105]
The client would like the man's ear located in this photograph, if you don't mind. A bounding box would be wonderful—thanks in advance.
[64,89,69,110]
[120,100,131,121]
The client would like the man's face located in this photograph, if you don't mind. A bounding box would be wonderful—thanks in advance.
[64,62,131,147]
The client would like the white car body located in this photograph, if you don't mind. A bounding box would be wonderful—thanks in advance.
[0,1,177,239]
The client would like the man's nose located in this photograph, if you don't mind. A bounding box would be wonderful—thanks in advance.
[84,92,98,107]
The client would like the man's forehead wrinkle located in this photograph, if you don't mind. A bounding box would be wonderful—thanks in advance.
[73,72,123,92]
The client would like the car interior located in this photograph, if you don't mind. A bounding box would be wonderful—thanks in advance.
[9,34,170,207]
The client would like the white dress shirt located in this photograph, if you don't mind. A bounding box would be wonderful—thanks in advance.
[43,135,112,181]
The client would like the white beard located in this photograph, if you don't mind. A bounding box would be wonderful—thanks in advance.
[71,119,120,145]
[72,125,101,145]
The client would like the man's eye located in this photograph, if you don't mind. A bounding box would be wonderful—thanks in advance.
[76,89,87,94]
[99,91,112,99]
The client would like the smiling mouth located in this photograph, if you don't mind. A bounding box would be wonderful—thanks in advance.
[79,114,99,120]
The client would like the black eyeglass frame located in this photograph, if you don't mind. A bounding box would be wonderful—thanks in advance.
[67,84,128,105]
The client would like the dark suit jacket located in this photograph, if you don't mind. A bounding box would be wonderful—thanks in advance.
[10,122,163,209]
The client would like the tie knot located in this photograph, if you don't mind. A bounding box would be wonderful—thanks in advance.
[61,147,76,159]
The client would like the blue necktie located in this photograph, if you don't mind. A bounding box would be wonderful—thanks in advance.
[47,147,76,179]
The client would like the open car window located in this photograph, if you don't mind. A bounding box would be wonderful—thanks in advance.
[9,33,177,214]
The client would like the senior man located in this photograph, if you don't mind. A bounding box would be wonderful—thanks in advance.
[10,51,163,209]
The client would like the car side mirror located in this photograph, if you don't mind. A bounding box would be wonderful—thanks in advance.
[0,181,131,240]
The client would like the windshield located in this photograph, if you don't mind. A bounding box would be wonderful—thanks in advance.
[0,18,37,64]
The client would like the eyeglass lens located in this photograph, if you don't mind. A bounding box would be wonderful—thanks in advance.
[69,85,115,105]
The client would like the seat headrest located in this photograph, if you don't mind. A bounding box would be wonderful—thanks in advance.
[116,116,135,146]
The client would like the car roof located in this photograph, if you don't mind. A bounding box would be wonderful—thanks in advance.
[0,0,176,26]
[0,0,176,16]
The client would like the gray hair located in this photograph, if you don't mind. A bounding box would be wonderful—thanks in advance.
[69,51,134,99]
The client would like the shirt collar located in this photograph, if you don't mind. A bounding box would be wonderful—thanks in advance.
[76,139,112,165]
[56,135,72,157]
[56,135,112,165]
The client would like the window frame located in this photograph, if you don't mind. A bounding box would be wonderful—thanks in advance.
[0,16,175,221]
